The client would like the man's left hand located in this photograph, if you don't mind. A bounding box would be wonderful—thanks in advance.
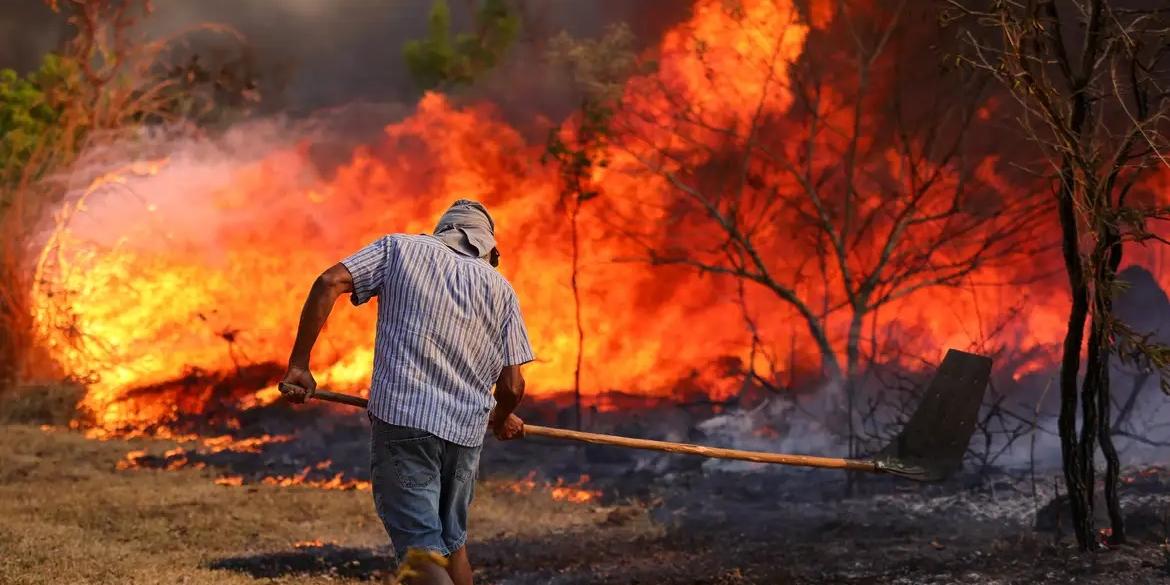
[491,413,524,441]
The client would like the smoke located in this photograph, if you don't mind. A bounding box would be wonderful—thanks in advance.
[56,101,411,254]
[0,2,67,72]
[695,381,848,473]
[0,1,690,115]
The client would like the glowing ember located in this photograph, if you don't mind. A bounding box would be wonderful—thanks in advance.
[115,450,149,470]
[293,539,333,549]
[214,475,244,487]
[1121,465,1169,485]
[120,446,369,491]
[114,433,296,480]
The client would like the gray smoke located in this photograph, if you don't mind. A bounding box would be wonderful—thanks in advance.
[0,0,689,120]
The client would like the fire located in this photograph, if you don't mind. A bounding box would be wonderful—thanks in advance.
[214,475,244,487]
[549,475,602,504]
[498,471,601,503]
[260,470,372,491]
[115,450,148,470]
[118,441,371,491]
[200,433,293,453]
[27,0,1156,437]
[116,447,207,471]
[115,434,294,474]
[293,539,333,549]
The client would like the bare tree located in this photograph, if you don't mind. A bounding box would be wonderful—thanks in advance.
[607,2,1044,461]
[544,25,640,429]
[947,0,1170,549]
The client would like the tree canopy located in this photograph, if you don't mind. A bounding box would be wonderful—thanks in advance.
[403,0,520,90]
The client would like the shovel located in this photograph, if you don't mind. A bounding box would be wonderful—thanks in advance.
[283,348,991,482]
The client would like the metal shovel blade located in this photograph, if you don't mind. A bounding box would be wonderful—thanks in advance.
[872,349,993,482]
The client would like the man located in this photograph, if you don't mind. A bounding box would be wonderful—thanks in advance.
[279,199,533,585]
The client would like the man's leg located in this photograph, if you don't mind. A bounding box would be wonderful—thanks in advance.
[445,546,472,585]
[369,417,452,582]
[438,440,482,585]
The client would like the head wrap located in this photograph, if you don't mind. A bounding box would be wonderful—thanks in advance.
[432,199,497,259]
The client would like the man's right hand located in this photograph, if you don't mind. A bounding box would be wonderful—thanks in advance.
[491,413,524,441]
[279,366,317,404]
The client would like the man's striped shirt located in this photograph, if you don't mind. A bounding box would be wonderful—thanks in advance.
[341,234,534,446]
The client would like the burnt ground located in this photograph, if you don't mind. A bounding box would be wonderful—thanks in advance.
[472,447,1170,584]
[77,398,1170,585]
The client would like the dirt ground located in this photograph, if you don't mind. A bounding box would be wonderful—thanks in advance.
[2,423,1170,584]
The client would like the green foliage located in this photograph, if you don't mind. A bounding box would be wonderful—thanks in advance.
[403,0,520,90]
[542,24,640,207]
[543,100,614,205]
[1112,318,1170,395]
[0,54,79,186]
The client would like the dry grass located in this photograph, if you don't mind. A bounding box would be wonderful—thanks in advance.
[0,382,85,425]
[0,424,655,584]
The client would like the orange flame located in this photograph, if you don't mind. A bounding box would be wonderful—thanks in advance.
[498,471,601,503]
[214,475,244,487]
[261,469,372,491]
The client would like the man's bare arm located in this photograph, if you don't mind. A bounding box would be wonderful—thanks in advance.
[280,263,354,402]
[489,365,526,440]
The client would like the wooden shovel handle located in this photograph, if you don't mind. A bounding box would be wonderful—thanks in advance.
[298,386,877,472]
[524,424,877,471]
[308,388,369,408]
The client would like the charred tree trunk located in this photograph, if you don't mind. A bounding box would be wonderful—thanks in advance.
[1056,162,1093,550]
[1054,0,1101,544]
[1091,309,1126,545]
[845,311,865,460]
[844,311,865,496]
[1096,226,1127,545]
[569,202,584,430]
[948,0,1170,552]
[1079,312,1102,546]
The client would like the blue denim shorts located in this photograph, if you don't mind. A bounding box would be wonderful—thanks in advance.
[369,416,482,560]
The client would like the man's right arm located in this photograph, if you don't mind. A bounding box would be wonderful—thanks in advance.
[280,236,390,404]
[280,263,354,402]
[490,365,526,440]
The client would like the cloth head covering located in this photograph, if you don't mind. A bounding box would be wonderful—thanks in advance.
[432,199,497,259]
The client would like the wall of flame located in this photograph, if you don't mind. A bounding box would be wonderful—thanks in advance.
[27,0,1167,434]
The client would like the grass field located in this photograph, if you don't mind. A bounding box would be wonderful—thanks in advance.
[8,421,1168,584]
[0,424,657,584]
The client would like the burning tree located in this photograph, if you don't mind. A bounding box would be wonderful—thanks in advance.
[543,24,641,429]
[1,0,167,388]
[0,0,245,389]
[947,0,1170,549]
[602,2,1044,457]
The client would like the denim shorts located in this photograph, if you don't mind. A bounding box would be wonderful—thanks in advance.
[369,415,482,560]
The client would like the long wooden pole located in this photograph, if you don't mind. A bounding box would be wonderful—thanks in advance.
[306,388,879,472]
[523,423,878,471]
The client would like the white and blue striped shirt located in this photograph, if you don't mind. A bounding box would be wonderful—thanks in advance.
[341,234,534,446]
